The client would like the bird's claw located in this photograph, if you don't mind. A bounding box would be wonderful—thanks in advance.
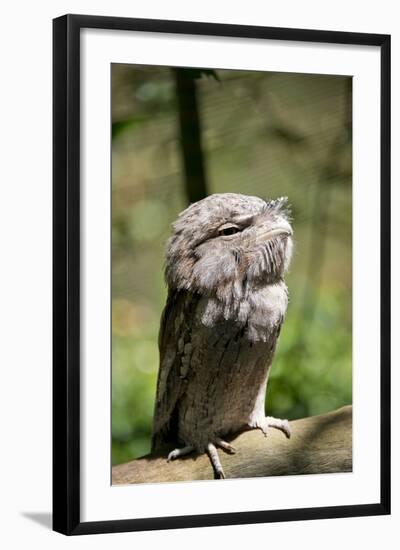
[166,445,194,462]
[207,442,226,480]
[215,438,236,454]
[166,440,235,479]
[253,416,291,439]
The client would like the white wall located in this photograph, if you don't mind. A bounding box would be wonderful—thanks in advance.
[1,0,398,547]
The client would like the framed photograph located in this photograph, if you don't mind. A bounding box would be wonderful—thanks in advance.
[53,14,390,535]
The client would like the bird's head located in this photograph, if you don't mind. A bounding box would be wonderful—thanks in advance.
[165,193,293,302]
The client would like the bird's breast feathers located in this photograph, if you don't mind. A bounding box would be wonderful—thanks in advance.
[198,282,288,343]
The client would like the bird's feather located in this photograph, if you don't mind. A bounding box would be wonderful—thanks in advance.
[151,290,200,450]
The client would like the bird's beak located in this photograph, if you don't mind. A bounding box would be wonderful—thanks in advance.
[242,226,292,247]
[255,226,293,243]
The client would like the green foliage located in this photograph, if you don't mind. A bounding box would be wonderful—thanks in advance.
[176,68,220,81]
[112,116,149,139]
[112,334,158,463]
[269,285,352,421]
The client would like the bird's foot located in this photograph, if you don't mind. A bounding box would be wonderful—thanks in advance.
[207,442,226,479]
[207,438,238,478]
[166,440,234,479]
[167,445,194,462]
[215,437,236,454]
[251,416,291,438]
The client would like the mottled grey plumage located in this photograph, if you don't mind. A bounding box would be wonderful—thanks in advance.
[151,193,293,478]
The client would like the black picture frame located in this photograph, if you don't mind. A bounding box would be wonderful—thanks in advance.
[53,14,391,535]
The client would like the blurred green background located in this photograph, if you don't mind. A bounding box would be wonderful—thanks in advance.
[111,64,352,466]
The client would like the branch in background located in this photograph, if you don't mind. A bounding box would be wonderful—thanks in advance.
[174,68,208,204]
[112,405,352,484]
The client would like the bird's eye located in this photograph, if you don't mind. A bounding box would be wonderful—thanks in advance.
[218,225,241,237]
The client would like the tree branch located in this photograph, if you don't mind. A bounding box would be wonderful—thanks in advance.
[112,405,352,484]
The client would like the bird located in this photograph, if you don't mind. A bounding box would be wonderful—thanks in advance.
[151,193,293,479]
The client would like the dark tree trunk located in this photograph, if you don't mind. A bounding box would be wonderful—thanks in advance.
[175,68,208,204]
